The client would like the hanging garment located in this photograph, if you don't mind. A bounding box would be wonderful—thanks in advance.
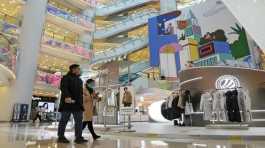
[212,91,227,121]
[225,90,241,122]
[107,90,116,106]
[177,95,184,109]
[183,90,193,115]
[238,89,252,122]
[164,96,185,120]
[200,92,213,121]
[171,96,184,119]
[185,102,194,115]
[161,101,170,120]
[181,90,192,106]
[168,96,174,108]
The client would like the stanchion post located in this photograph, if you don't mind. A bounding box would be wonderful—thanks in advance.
[128,115,131,129]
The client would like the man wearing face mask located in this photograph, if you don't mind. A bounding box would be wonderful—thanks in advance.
[82,79,101,140]
[57,64,88,144]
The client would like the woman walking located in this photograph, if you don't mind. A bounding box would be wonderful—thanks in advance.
[83,79,101,140]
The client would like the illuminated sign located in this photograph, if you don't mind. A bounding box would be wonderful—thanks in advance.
[199,42,215,58]
[215,75,240,89]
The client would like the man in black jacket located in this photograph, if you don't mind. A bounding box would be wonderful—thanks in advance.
[57,64,87,144]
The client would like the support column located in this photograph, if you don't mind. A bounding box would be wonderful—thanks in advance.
[160,0,177,14]
[80,32,92,50]
[13,0,47,119]
[81,8,95,54]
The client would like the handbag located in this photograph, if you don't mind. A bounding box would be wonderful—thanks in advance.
[93,105,97,116]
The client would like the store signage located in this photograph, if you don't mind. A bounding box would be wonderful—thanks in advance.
[215,75,240,89]
[199,42,215,58]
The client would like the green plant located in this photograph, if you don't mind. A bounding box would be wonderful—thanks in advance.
[229,23,250,59]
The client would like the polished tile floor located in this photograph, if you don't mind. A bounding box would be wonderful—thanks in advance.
[0,123,264,148]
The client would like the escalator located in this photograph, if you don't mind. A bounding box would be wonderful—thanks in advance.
[91,36,148,64]
[96,0,156,16]
[119,60,150,85]
[94,9,158,39]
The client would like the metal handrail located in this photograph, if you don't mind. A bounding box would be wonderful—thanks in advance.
[43,31,91,49]
[94,36,146,55]
[96,9,158,30]
[92,36,148,64]
[97,0,149,8]
[47,4,94,25]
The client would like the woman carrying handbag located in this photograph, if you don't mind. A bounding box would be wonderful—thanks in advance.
[83,79,101,140]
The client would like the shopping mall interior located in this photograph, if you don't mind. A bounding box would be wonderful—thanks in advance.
[0,0,265,147]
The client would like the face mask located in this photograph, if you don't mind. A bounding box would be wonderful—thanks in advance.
[87,83,95,88]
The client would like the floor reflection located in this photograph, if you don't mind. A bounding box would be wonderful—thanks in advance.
[24,139,265,148]
[0,123,264,148]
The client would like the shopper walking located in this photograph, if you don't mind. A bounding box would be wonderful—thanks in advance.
[82,79,101,140]
[33,106,42,123]
[57,64,88,144]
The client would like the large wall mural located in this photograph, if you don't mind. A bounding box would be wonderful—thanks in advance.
[148,0,260,79]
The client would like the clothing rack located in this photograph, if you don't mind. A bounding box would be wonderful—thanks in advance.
[205,87,251,129]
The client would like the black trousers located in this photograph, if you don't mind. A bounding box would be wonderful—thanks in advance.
[33,114,41,123]
[83,121,97,137]
[58,111,83,139]
[123,102,132,107]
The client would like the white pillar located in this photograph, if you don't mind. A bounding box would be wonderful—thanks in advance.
[160,0,177,14]
[81,8,95,50]
[13,0,47,119]
[80,32,92,50]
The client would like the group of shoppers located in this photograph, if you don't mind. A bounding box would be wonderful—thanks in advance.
[57,64,100,144]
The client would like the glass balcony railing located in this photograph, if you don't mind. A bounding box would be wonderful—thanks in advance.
[0,21,19,38]
[0,32,18,73]
[120,60,150,74]
[35,71,62,88]
[42,36,92,60]
[0,12,19,74]
[96,0,155,16]
[47,4,94,28]
[92,36,148,64]
[0,12,20,37]
[0,11,20,27]
[94,9,158,39]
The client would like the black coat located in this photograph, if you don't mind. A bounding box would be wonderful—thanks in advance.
[59,73,84,112]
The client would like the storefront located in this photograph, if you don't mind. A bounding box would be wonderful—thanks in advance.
[30,95,58,122]
[178,66,265,126]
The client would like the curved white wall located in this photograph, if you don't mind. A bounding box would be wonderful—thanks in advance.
[222,0,265,52]
[148,100,170,122]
